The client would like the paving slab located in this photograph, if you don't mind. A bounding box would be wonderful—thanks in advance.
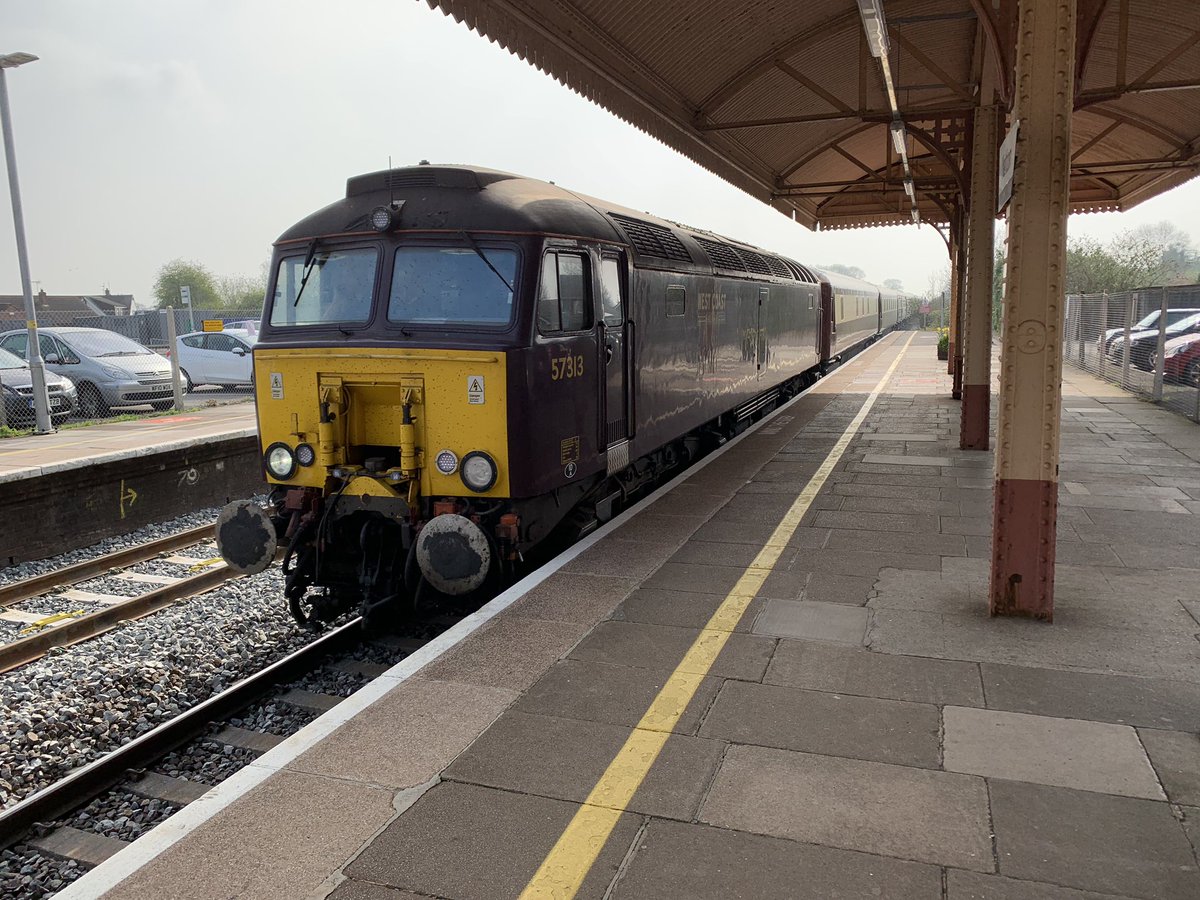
[611,819,941,899]
[286,678,517,789]
[569,620,774,681]
[700,745,993,871]
[105,770,396,900]
[981,664,1200,731]
[943,707,1164,799]
[946,869,1143,899]
[562,536,680,580]
[345,782,639,900]
[327,881,427,900]
[612,586,767,632]
[989,780,1200,899]
[1137,728,1200,806]
[444,710,723,820]
[802,571,878,605]
[506,572,640,624]
[752,598,868,645]
[513,658,721,735]
[418,614,590,691]
[697,680,940,768]
[765,641,985,706]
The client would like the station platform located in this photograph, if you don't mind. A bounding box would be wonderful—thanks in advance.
[0,403,260,565]
[66,332,1200,900]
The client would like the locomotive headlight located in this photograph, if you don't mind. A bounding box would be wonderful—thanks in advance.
[295,443,316,466]
[369,201,404,232]
[264,442,297,479]
[460,451,497,492]
[435,449,459,475]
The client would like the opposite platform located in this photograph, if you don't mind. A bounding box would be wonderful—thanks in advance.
[66,332,1200,900]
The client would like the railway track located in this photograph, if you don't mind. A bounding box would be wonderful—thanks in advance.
[0,526,233,673]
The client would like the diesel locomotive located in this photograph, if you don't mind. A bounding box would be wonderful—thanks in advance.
[214,165,908,627]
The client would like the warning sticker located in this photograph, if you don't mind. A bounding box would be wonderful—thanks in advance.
[560,436,580,465]
[270,373,284,400]
[467,375,485,405]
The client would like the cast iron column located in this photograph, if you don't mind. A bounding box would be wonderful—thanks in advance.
[990,0,1076,620]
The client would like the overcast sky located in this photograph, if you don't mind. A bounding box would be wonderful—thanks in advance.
[2,0,1198,308]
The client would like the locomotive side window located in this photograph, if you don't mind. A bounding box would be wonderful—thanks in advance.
[270,247,378,327]
[389,246,516,327]
[598,257,623,326]
[539,251,592,333]
[665,285,686,318]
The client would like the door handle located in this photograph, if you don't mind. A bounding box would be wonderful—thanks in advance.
[605,342,614,364]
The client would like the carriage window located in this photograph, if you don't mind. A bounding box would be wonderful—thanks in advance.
[665,285,686,318]
[390,246,516,326]
[539,252,591,333]
[270,247,377,327]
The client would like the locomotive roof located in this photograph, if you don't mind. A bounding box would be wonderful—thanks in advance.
[276,164,823,283]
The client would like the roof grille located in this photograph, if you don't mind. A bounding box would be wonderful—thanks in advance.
[738,249,773,276]
[609,214,692,262]
[383,172,439,189]
[694,237,746,272]
[765,256,795,279]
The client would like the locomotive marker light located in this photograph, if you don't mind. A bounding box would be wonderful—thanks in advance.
[370,201,404,231]
[435,448,459,475]
[415,513,492,595]
[264,442,297,479]
[460,450,498,492]
[295,442,316,467]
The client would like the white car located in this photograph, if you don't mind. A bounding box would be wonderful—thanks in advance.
[174,330,255,391]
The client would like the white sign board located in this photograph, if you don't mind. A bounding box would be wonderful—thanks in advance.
[467,375,485,405]
[997,121,1019,212]
[179,285,192,306]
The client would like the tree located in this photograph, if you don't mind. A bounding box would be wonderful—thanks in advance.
[883,278,904,291]
[823,263,866,279]
[1065,222,1199,293]
[217,273,267,310]
[154,260,220,309]
[992,247,1007,332]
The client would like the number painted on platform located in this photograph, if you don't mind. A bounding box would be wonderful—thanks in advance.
[178,468,199,487]
[551,355,585,381]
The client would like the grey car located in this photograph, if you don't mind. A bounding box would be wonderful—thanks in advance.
[0,346,78,425]
[0,327,174,418]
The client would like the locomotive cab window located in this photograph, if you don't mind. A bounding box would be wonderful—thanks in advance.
[665,285,686,318]
[269,247,378,327]
[389,245,517,327]
[539,251,592,333]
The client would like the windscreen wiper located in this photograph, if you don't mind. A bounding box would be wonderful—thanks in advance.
[461,231,513,295]
[292,238,321,307]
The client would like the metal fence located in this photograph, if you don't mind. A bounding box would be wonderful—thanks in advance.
[1063,285,1200,422]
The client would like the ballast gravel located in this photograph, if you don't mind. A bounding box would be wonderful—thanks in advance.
[0,846,82,900]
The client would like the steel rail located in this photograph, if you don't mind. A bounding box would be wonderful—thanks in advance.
[0,562,233,674]
[0,618,362,851]
[0,524,215,608]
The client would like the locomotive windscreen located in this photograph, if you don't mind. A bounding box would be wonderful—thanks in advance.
[269,248,378,327]
[388,246,516,327]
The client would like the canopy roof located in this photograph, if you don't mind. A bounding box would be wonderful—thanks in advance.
[428,0,1200,230]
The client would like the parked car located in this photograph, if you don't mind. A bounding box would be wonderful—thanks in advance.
[1097,307,1200,357]
[222,320,260,337]
[1107,312,1200,370]
[0,346,77,425]
[1162,333,1200,386]
[172,330,255,391]
[0,327,174,418]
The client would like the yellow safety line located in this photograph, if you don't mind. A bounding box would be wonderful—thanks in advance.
[519,333,915,899]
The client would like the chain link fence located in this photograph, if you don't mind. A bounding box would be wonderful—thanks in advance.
[1063,285,1200,422]
[0,308,261,433]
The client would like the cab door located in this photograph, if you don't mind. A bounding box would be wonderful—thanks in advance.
[597,253,631,464]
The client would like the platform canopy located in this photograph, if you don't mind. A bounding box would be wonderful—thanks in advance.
[427,0,1200,230]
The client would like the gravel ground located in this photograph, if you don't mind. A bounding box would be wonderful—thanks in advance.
[12,596,97,617]
[0,846,82,900]
[66,789,181,843]
[0,564,317,811]
[232,700,319,736]
[0,505,237,587]
[157,740,259,787]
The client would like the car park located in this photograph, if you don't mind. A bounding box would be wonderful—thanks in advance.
[0,327,174,418]
[1162,333,1200,385]
[0,346,78,425]
[1097,307,1200,357]
[1107,312,1200,370]
[172,329,255,391]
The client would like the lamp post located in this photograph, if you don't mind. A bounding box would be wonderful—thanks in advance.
[0,51,52,434]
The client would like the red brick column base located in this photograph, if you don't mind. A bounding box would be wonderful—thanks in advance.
[960,383,990,450]
[990,477,1057,620]
[952,354,963,400]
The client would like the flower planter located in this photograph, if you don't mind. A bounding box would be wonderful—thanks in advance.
[936,346,949,360]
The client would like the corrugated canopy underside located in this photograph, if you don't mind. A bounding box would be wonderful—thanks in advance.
[426,0,1200,231]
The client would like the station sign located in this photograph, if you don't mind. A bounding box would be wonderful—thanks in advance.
[202,319,224,332]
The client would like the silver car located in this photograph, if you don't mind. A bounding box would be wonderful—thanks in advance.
[0,327,174,418]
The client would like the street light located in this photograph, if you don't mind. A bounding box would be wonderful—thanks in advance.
[0,51,53,434]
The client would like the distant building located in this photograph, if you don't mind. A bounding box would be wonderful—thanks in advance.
[0,289,135,321]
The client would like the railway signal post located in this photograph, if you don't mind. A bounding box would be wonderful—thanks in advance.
[990,0,1076,620]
